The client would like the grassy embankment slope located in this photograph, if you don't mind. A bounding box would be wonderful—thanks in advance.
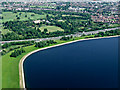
[0,58,1,90]
[2,35,120,88]
[2,45,37,88]
[0,49,1,90]
[0,13,2,90]
[2,36,85,88]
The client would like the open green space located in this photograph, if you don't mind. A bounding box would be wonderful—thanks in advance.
[4,45,23,52]
[2,32,120,88]
[1,36,87,88]
[2,42,64,88]
[109,24,120,28]
[2,12,46,22]
[1,28,11,35]
[0,55,1,90]
[30,5,55,9]
[2,45,37,88]
[58,20,65,22]
[62,15,70,17]
[62,15,82,17]
[39,26,64,32]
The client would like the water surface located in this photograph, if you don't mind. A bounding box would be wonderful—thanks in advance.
[24,37,118,88]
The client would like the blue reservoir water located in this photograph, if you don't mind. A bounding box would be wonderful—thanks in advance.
[23,37,118,88]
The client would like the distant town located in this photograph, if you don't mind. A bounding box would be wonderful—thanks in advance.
[1,1,119,23]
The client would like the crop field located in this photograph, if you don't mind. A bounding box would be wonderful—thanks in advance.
[2,12,46,22]
[39,26,64,32]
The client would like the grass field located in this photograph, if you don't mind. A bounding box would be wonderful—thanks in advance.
[58,20,65,22]
[4,45,24,52]
[2,37,83,88]
[109,24,120,28]
[30,5,55,9]
[2,35,119,88]
[0,56,1,90]
[2,12,46,22]
[62,15,70,17]
[2,42,64,88]
[39,26,64,32]
[2,45,38,88]
[62,15,82,17]
[1,28,12,34]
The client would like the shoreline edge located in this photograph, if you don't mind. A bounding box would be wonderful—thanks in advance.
[19,35,120,88]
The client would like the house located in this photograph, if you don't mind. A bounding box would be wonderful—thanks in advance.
[33,20,41,24]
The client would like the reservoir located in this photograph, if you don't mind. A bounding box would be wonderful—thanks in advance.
[23,37,119,88]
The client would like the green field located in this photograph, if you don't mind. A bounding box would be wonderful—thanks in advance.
[58,20,65,22]
[30,5,55,9]
[39,26,64,32]
[2,37,84,88]
[2,45,38,88]
[2,43,64,88]
[109,24,120,28]
[62,15,82,17]
[2,12,46,22]
[62,15,70,17]
[2,34,120,88]
[1,28,11,34]
[0,56,1,90]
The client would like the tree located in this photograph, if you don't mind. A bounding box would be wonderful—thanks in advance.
[31,14,35,16]
[13,11,17,13]
[10,47,25,57]
[17,17,20,20]
[44,28,48,33]
[2,43,9,48]
[25,15,27,17]
[19,13,22,16]
[56,6,61,10]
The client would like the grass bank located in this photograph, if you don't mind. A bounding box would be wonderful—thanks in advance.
[2,45,37,88]
[2,35,120,88]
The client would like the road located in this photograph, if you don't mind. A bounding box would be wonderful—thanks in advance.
[1,27,120,44]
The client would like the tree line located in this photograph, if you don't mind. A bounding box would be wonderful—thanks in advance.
[2,9,118,41]
[60,36,73,41]
[2,41,34,49]
[10,47,25,57]
[35,40,57,48]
